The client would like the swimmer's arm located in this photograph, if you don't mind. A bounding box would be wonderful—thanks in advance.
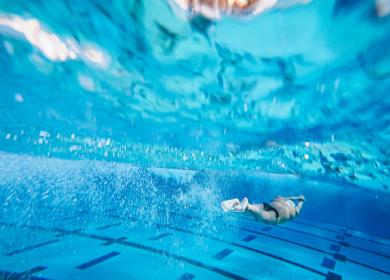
[283,195,305,201]
[295,200,304,215]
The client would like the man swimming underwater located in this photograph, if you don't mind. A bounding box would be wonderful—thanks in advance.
[221,195,305,224]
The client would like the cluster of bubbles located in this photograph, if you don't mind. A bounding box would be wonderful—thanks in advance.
[0,0,389,192]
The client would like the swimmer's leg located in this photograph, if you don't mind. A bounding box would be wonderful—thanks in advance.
[246,203,279,224]
[221,198,276,223]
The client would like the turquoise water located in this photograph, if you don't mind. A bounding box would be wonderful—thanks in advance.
[0,0,389,279]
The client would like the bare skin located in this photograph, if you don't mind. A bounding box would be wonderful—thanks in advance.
[189,0,261,12]
[221,195,305,224]
[176,0,276,18]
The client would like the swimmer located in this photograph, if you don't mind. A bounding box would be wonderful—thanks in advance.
[221,195,305,224]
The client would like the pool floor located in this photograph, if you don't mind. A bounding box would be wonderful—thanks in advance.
[0,206,389,280]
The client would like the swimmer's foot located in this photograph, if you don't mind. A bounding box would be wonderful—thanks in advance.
[233,197,248,212]
[221,198,240,212]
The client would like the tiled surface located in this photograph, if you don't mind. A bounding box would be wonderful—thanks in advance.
[1,208,389,280]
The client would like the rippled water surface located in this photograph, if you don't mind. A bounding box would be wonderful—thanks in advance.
[0,0,389,192]
[1,2,390,279]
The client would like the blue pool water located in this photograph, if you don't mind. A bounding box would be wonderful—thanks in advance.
[0,0,389,279]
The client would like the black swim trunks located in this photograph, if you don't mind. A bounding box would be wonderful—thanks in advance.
[263,202,280,218]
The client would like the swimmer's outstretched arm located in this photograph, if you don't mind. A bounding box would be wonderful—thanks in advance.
[295,198,304,215]
[282,195,305,201]
[279,195,305,215]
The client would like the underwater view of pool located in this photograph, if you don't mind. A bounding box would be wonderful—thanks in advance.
[0,0,389,279]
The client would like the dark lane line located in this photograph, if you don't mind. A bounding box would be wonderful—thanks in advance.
[118,239,247,280]
[0,266,49,280]
[178,272,195,280]
[159,211,390,275]
[103,213,328,277]
[278,224,390,259]
[4,240,60,256]
[0,222,246,280]
[24,266,47,274]
[162,221,390,276]
[149,233,172,241]
[63,207,390,273]
[234,225,389,276]
[347,258,390,276]
[292,220,342,234]
[7,206,388,277]
[58,214,333,277]
[291,220,390,248]
[45,205,389,258]
[0,219,326,279]
[160,223,327,277]
[213,249,234,260]
[99,207,389,276]
[97,223,122,230]
[76,251,121,270]
[171,209,390,259]
[238,214,390,249]
[0,269,51,280]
